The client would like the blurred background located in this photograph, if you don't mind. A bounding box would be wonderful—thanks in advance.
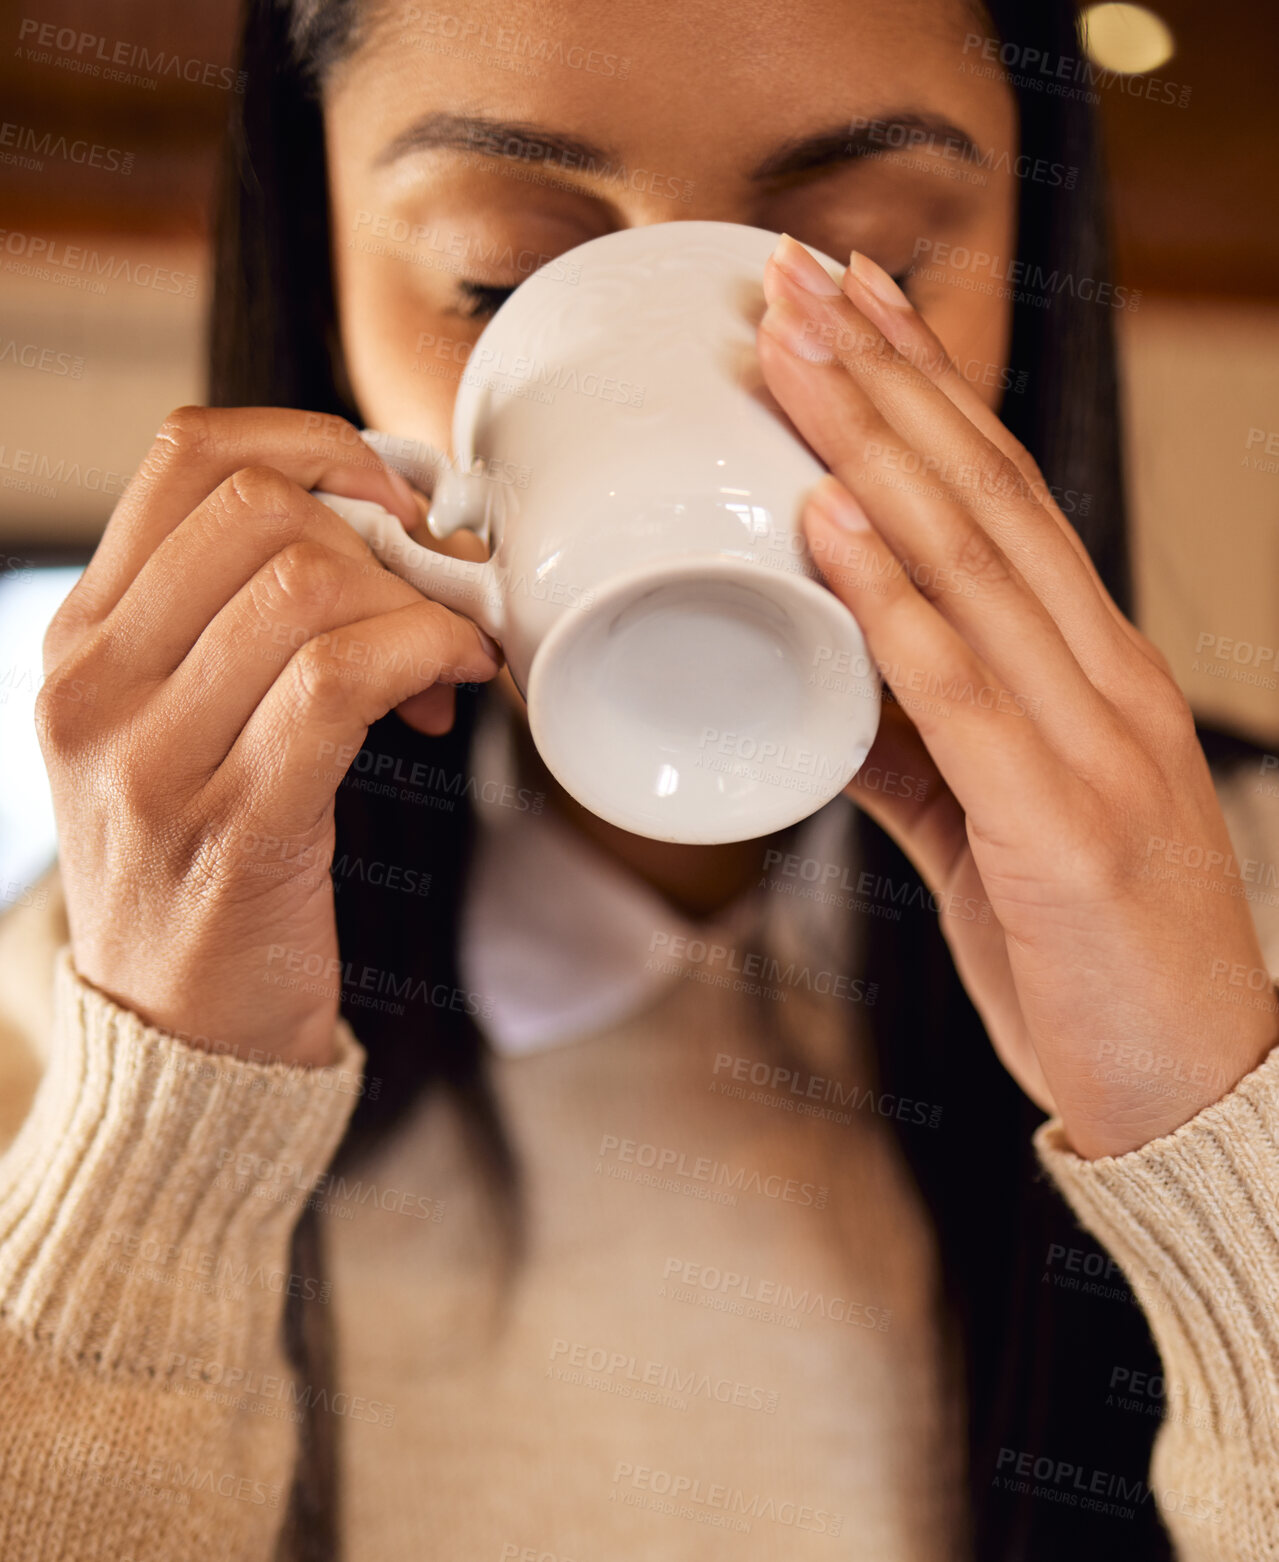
[1,0,1276,901]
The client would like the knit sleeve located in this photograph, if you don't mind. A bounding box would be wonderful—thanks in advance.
[0,943,365,1562]
[1034,1033,1279,1562]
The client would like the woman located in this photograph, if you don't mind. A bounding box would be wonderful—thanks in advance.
[0,0,1276,1557]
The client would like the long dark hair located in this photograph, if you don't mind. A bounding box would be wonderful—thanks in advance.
[210,3,1183,1557]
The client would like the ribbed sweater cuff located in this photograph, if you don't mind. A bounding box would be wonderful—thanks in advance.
[0,945,366,1376]
[1034,1041,1279,1454]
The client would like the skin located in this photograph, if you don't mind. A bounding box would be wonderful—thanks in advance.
[39,0,1277,1153]
[38,413,501,1067]
[324,0,1017,906]
[757,248,1279,1156]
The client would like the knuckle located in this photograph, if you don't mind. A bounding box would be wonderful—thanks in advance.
[968,447,1026,508]
[225,464,298,519]
[268,538,345,605]
[985,423,1041,490]
[1147,643,1176,681]
[33,657,95,753]
[1048,802,1133,897]
[831,315,887,364]
[290,636,349,709]
[128,405,219,508]
[945,523,1011,592]
[1133,632,1177,683]
[1073,840,1130,899]
[1141,673,1197,748]
[154,404,213,465]
[42,597,86,671]
[176,822,239,899]
[250,540,346,637]
[113,757,161,829]
[32,679,72,751]
[1007,436,1043,488]
[876,340,922,388]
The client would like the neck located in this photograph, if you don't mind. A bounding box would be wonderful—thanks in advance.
[503,689,776,921]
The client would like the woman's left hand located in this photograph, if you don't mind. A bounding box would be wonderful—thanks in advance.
[757,234,1279,1159]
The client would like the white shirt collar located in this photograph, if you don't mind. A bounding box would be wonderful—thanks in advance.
[458,691,859,1057]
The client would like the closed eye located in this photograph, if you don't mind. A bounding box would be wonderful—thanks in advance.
[456,281,519,319]
[457,265,912,322]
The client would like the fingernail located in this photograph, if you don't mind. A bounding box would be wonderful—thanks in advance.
[845,251,910,310]
[385,466,423,526]
[808,474,872,532]
[474,625,503,662]
[770,233,844,297]
[759,297,836,363]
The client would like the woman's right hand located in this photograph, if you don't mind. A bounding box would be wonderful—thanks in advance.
[35,406,502,1068]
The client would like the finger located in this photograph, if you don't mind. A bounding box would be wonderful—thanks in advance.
[756,299,1126,764]
[394,682,457,736]
[847,701,964,883]
[90,469,398,687]
[846,701,1058,1115]
[202,600,501,832]
[836,249,1157,668]
[843,254,1075,508]
[146,532,483,775]
[50,407,420,661]
[402,483,491,565]
[763,241,1146,685]
[799,475,1080,838]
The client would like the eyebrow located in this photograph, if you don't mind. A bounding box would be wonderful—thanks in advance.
[375,112,619,170]
[374,110,980,180]
[750,114,978,180]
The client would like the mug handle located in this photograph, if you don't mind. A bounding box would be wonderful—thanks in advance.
[357,428,498,543]
[311,491,506,643]
[311,428,506,641]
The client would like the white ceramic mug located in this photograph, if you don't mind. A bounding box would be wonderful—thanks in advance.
[315,220,880,845]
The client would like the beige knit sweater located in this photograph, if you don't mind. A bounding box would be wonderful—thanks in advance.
[0,758,1277,1560]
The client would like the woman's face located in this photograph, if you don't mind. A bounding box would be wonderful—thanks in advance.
[323,0,1018,704]
[325,0,1019,416]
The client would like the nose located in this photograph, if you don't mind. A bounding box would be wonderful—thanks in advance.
[600,175,760,232]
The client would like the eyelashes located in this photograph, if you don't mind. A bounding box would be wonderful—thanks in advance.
[457,281,519,319]
[456,268,913,322]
